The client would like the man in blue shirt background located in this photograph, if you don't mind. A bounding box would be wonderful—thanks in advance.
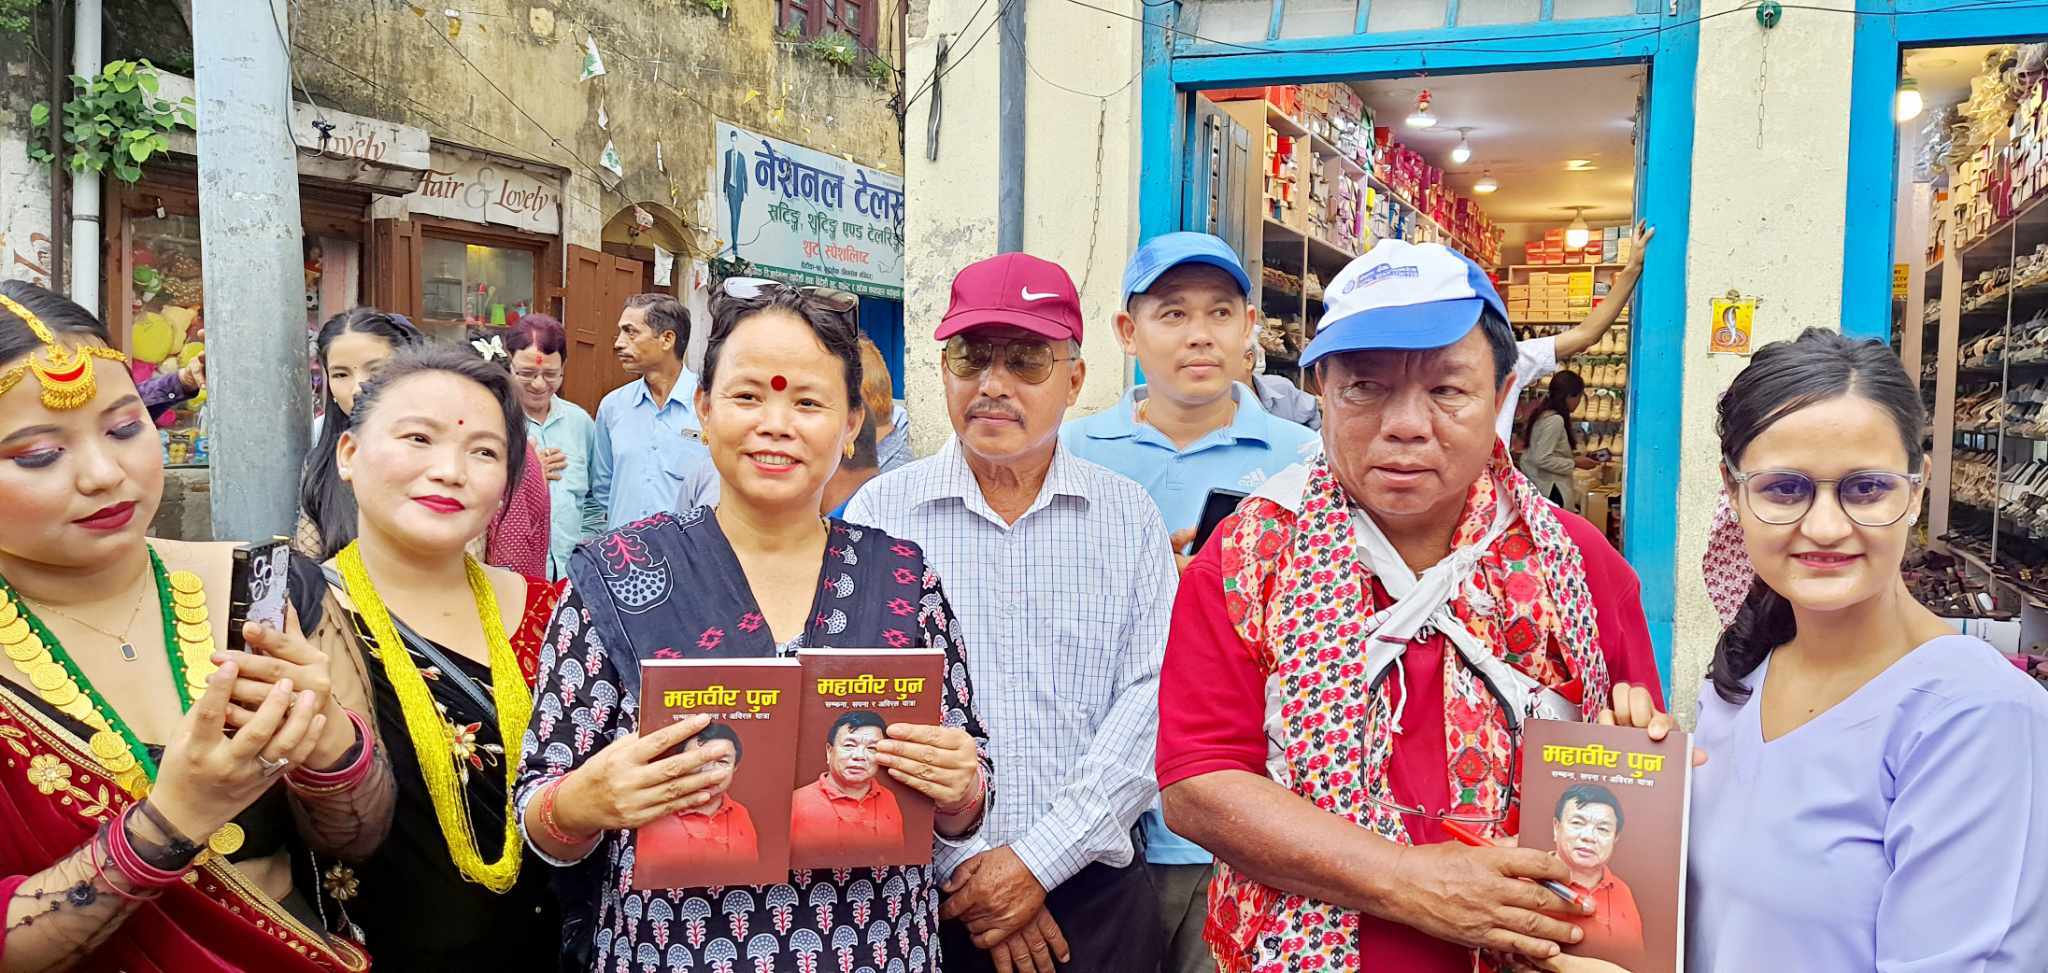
[588,292,711,528]
[1059,231,1318,973]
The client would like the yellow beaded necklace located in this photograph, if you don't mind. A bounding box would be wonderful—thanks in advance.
[336,542,529,893]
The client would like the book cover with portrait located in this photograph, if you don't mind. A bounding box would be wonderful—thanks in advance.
[1519,719,1694,973]
[633,659,802,890]
[788,648,945,870]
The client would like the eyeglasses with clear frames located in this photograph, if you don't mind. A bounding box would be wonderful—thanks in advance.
[1727,468,1925,527]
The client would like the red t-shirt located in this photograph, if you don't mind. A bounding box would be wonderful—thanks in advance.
[638,797,761,864]
[789,773,905,859]
[1155,509,1662,973]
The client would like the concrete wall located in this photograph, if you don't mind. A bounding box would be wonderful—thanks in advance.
[1667,1,1857,723]
[292,0,905,263]
[902,0,1141,453]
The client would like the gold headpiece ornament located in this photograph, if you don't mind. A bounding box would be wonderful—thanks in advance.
[0,293,128,410]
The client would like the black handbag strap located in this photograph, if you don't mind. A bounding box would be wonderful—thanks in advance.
[321,565,497,722]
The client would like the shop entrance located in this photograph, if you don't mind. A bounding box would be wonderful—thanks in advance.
[1145,4,1698,676]
[1887,36,2048,654]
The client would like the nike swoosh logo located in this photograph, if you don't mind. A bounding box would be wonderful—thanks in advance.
[1020,288,1057,302]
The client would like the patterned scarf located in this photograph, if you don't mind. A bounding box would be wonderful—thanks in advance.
[1206,444,1609,973]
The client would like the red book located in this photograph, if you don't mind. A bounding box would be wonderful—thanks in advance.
[1518,719,1694,973]
[788,648,945,870]
[633,659,802,890]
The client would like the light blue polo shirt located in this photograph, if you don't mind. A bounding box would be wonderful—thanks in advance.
[1059,382,1319,866]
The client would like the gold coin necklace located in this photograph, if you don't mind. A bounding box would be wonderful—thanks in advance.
[0,550,224,849]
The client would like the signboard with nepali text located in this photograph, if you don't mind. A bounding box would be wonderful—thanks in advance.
[713,121,904,300]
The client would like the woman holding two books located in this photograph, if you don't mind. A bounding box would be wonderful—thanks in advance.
[516,279,992,972]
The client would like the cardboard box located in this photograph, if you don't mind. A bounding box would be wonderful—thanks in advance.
[1508,284,1531,301]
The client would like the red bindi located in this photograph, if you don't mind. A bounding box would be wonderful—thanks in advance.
[770,375,788,391]
[457,419,464,426]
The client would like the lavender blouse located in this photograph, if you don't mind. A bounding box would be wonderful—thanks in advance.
[1687,635,2048,971]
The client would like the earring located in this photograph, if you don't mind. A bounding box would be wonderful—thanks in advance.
[844,441,856,459]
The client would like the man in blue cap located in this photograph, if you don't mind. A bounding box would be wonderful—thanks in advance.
[1152,240,1664,973]
[1059,231,1318,972]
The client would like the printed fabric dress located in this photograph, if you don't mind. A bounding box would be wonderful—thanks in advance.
[516,509,992,973]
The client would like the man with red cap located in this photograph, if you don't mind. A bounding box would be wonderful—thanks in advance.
[846,253,1172,973]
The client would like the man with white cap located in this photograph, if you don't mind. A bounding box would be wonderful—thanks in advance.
[1152,240,1664,973]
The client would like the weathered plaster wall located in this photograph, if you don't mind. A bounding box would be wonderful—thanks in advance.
[292,0,904,260]
[901,0,1142,454]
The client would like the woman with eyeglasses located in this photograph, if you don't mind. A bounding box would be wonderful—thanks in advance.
[503,315,596,580]
[1630,329,2048,972]
[517,277,990,971]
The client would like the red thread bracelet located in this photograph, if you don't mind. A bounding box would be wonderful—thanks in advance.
[537,777,595,848]
[936,766,987,817]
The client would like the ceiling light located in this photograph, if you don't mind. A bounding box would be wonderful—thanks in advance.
[1566,207,1591,250]
[1407,89,1437,129]
[1897,76,1923,123]
[1564,159,1598,172]
[1473,172,1498,194]
[1451,128,1472,165]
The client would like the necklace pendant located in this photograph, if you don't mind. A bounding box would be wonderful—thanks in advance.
[118,642,135,662]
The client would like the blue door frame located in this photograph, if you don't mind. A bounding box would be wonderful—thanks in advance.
[1841,0,2048,339]
[1139,2,1701,690]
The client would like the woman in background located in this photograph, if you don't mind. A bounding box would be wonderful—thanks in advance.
[297,309,424,559]
[1519,369,1596,511]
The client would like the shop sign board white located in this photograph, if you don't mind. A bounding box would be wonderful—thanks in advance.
[712,121,903,300]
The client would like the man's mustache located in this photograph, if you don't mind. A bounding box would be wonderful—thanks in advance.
[968,401,1023,422]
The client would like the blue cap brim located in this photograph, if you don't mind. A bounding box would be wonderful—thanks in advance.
[1300,298,1486,368]
[1124,255,1254,304]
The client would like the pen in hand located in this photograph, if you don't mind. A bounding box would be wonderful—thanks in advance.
[1438,818,1592,913]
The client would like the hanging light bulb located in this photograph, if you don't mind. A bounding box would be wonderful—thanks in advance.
[1566,207,1591,250]
[1407,90,1437,129]
[1896,76,1923,124]
[1473,172,1499,194]
[1451,128,1473,165]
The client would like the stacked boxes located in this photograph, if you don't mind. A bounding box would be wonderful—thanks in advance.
[1264,130,1300,223]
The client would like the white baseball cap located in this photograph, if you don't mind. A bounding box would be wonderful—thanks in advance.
[1301,240,1510,368]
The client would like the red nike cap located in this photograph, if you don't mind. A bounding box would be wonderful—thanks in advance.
[936,252,1084,343]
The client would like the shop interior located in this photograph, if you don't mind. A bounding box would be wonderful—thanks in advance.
[1195,65,1644,545]
[1895,41,2048,658]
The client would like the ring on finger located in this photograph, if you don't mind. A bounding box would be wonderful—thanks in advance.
[257,754,291,776]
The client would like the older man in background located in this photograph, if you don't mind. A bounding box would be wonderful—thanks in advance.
[847,253,1171,973]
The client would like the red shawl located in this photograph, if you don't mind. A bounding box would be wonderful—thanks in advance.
[0,690,369,971]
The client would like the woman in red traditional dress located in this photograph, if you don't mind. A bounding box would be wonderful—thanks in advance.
[0,281,393,972]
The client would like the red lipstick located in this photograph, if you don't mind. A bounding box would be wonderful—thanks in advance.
[412,495,466,514]
[73,501,136,531]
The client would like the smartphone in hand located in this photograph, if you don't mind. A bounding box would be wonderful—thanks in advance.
[1189,488,1251,556]
[227,539,290,652]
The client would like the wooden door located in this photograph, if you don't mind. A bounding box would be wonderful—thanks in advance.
[561,244,645,414]
[370,218,423,321]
